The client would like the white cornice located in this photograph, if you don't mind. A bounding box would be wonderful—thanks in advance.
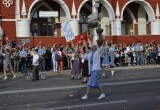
[1,19,16,21]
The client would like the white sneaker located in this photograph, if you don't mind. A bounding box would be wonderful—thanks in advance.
[13,75,16,79]
[111,71,114,76]
[101,73,106,77]
[3,77,7,80]
[98,93,105,99]
[81,95,88,100]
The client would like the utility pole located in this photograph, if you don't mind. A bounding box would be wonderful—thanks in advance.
[92,0,99,44]
[0,1,4,42]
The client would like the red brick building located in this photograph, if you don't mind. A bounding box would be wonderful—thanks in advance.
[0,0,160,46]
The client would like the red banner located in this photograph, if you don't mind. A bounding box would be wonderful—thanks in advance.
[75,31,87,45]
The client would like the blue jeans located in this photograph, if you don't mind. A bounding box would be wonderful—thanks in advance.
[110,53,115,66]
[141,54,146,64]
[39,57,45,72]
[67,57,71,69]
[136,52,141,65]
[21,58,27,73]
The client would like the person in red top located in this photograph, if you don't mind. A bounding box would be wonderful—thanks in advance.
[57,47,64,71]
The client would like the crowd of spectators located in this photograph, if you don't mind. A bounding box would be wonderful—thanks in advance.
[0,40,160,74]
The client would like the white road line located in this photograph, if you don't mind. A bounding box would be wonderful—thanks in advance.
[0,79,160,95]
[112,65,160,70]
[127,73,143,75]
[39,100,128,110]
[0,100,128,109]
[55,78,68,80]
[157,97,160,99]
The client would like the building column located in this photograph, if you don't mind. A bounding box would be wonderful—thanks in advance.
[111,19,122,36]
[16,19,30,37]
[16,0,30,37]
[0,19,4,39]
[92,0,98,44]
[0,27,4,40]
[151,20,160,35]
[69,19,79,36]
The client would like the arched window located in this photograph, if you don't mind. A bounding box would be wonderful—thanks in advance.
[79,2,92,35]
[31,6,55,36]
[122,10,133,35]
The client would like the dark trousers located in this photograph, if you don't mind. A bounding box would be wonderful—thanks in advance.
[32,65,39,80]
[158,56,160,64]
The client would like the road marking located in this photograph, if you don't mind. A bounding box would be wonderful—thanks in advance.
[127,73,143,75]
[55,78,68,80]
[112,65,160,70]
[0,79,160,95]
[40,100,128,110]
[0,100,127,109]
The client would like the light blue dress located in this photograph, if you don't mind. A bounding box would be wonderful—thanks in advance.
[87,55,100,88]
[102,48,110,66]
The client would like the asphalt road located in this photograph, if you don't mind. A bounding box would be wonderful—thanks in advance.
[0,67,160,110]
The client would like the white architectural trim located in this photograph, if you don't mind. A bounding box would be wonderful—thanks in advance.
[28,0,71,19]
[30,1,53,19]
[1,19,16,21]
[0,26,4,39]
[116,1,120,17]
[121,0,155,21]
[77,0,115,20]
[15,0,20,20]
[151,20,160,35]
[156,3,160,17]
[138,6,147,35]
[21,0,27,16]
[16,18,30,37]
[111,19,122,35]
[71,0,77,16]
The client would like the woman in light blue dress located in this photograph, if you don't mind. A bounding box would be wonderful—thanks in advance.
[102,47,110,66]
[101,43,114,77]
[81,42,106,100]
[87,55,101,88]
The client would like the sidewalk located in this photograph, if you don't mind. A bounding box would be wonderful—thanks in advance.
[0,64,159,79]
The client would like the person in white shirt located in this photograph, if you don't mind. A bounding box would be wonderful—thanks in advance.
[81,41,106,100]
[51,46,58,72]
[30,49,39,81]
[126,44,132,66]
[131,44,136,65]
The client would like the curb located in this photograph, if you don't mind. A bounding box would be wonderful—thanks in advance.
[111,65,160,70]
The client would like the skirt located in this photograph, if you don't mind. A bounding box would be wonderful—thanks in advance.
[3,61,13,71]
[87,70,100,88]
[71,59,81,74]
[82,60,89,77]
[102,55,110,66]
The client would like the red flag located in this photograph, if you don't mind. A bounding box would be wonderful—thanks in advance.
[75,31,87,45]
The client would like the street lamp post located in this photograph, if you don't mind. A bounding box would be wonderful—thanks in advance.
[92,0,99,44]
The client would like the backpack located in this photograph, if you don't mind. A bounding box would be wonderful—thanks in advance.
[55,53,60,61]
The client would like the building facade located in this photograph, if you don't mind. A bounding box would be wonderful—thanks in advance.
[0,0,160,46]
